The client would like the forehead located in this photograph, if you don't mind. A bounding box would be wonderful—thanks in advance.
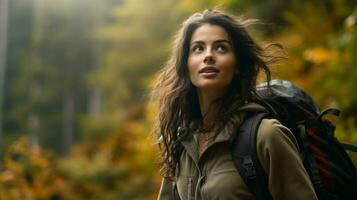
[190,24,230,43]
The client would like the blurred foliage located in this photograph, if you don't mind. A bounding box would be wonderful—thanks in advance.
[0,115,158,200]
[272,0,357,163]
[0,138,67,199]
[88,0,186,108]
[1,0,357,199]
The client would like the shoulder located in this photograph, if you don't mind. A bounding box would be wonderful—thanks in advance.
[255,118,300,175]
[255,119,318,200]
[256,118,299,152]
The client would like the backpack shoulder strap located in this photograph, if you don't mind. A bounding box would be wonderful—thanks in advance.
[230,112,272,200]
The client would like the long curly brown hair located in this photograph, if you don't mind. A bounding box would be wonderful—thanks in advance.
[151,9,285,178]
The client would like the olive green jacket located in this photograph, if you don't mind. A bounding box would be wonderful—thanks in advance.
[157,103,317,200]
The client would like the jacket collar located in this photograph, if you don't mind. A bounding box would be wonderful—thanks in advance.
[179,102,266,163]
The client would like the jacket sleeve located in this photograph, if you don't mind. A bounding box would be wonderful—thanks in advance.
[157,177,180,200]
[256,119,318,200]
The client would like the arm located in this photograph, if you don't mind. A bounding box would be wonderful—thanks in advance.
[256,119,317,200]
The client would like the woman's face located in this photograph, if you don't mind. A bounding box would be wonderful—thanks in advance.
[187,24,237,93]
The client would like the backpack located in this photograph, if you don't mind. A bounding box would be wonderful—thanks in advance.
[230,79,357,200]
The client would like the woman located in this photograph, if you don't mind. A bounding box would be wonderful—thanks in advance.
[151,9,317,200]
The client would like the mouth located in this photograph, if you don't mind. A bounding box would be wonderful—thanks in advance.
[199,66,219,76]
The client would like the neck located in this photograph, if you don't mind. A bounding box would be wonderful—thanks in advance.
[197,88,225,128]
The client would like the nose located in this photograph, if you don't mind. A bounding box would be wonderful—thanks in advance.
[203,51,215,64]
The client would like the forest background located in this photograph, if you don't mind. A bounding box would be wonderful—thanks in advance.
[0,0,356,199]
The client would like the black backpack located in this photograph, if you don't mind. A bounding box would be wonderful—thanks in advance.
[230,80,357,200]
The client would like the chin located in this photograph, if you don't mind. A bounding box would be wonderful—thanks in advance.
[196,84,228,91]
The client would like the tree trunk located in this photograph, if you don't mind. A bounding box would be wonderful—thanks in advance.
[88,88,102,116]
[0,0,9,168]
[27,0,45,148]
[62,92,75,155]
[87,0,105,116]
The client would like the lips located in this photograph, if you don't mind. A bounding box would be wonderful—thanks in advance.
[198,66,219,74]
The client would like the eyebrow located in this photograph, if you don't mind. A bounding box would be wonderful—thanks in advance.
[191,39,232,46]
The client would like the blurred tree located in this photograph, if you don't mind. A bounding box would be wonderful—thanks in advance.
[81,0,188,140]
[3,0,35,146]
[0,0,9,166]
[2,0,127,154]
[273,0,356,122]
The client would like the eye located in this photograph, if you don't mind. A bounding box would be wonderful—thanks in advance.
[216,44,228,53]
[191,45,204,53]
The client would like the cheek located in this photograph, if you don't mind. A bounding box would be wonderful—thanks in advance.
[221,56,238,84]
[187,56,200,77]
[222,55,238,74]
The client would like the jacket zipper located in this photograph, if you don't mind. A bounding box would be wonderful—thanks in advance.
[181,134,227,200]
[188,177,193,200]
[172,181,177,200]
[195,172,206,200]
